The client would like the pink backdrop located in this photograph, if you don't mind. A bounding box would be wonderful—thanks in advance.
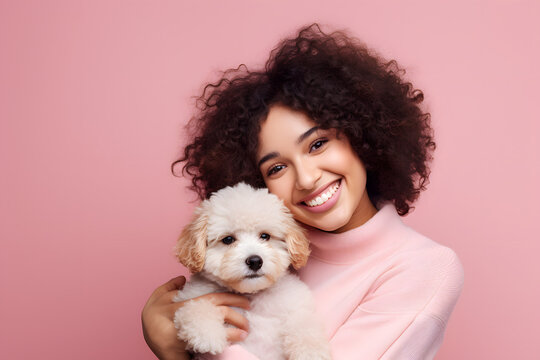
[1,1,539,359]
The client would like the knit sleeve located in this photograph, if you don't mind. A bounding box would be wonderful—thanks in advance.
[329,247,464,360]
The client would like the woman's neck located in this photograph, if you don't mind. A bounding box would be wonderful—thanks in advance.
[332,194,378,233]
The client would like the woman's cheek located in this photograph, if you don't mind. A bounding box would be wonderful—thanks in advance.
[324,144,351,169]
[266,176,293,207]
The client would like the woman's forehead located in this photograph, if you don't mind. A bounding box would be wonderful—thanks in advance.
[258,105,318,150]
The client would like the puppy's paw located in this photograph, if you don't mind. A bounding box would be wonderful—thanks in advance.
[174,298,228,354]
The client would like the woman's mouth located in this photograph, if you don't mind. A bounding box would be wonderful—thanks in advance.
[304,181,340,207]
[299,180,342,213]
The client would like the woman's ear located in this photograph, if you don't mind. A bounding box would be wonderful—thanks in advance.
[175,202,209,273]
[285,219,310,270]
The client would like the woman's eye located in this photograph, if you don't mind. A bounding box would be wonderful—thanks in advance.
[221,236,235,245]
[267,164,285,176]
[260,233,270,240]
[309,138,328,152]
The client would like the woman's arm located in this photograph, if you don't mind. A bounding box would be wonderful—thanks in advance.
[213,253,463,360]
[142,276,190,360]
[141,276,251,360]
[328,248,465,359]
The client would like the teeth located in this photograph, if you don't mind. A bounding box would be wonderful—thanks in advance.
[305,182,340,207]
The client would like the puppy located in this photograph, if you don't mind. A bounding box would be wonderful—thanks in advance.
[173,182,331,360]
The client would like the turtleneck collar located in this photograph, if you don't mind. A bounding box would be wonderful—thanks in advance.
[305,202,405,264]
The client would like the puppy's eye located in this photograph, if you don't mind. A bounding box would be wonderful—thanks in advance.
[260,233,270,241]
[221,236,235,245]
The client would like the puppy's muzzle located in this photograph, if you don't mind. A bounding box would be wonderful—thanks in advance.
[246,255,263,271]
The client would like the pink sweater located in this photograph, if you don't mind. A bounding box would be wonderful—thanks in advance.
[219,203,464,359]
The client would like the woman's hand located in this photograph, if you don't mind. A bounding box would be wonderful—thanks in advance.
[141,275,251,360]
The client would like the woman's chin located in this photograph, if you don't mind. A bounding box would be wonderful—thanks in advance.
[297,210,351,233]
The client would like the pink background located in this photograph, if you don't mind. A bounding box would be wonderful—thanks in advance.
[1,1,539,359]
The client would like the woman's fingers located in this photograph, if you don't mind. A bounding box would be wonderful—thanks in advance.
[168,292,251,335]
[219,305,249,332]
[169,291,250,310]
[205,292,251,310]
[226,327,249,343]
[167,290,251,343]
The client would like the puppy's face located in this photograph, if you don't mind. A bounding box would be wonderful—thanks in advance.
[176,183,309,294]
[204,226,289,294]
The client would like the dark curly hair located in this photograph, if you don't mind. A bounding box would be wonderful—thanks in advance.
[172,23,435,216]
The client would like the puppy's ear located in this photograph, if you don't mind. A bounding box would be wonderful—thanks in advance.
[175,202,209,273]
[285,219,310,270]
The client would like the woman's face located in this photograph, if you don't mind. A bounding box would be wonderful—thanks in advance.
[256,104,376,232]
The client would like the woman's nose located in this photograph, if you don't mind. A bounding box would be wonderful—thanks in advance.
[294,158,321,190]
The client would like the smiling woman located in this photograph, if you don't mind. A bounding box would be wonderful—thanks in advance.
[257,104,377,233]
[175,24,434,218]
[141,23,464,360]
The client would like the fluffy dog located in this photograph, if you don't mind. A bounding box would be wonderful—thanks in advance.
[173,182,331,360]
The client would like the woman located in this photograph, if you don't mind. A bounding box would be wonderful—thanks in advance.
[142,23,464,359]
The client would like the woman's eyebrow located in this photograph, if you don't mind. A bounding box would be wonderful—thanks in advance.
[258,127,320,168]
[258,152,279,168]
[296,126,320,144]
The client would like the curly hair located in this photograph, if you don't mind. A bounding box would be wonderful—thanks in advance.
[172,23,435,216]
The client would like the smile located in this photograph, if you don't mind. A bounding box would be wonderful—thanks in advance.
[299,179,342,213]
[304,181,340,207]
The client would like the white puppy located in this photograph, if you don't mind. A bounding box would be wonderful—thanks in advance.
[173,182,331,360]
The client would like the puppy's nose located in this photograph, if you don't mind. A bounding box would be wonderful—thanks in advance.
[246,255,263,271]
